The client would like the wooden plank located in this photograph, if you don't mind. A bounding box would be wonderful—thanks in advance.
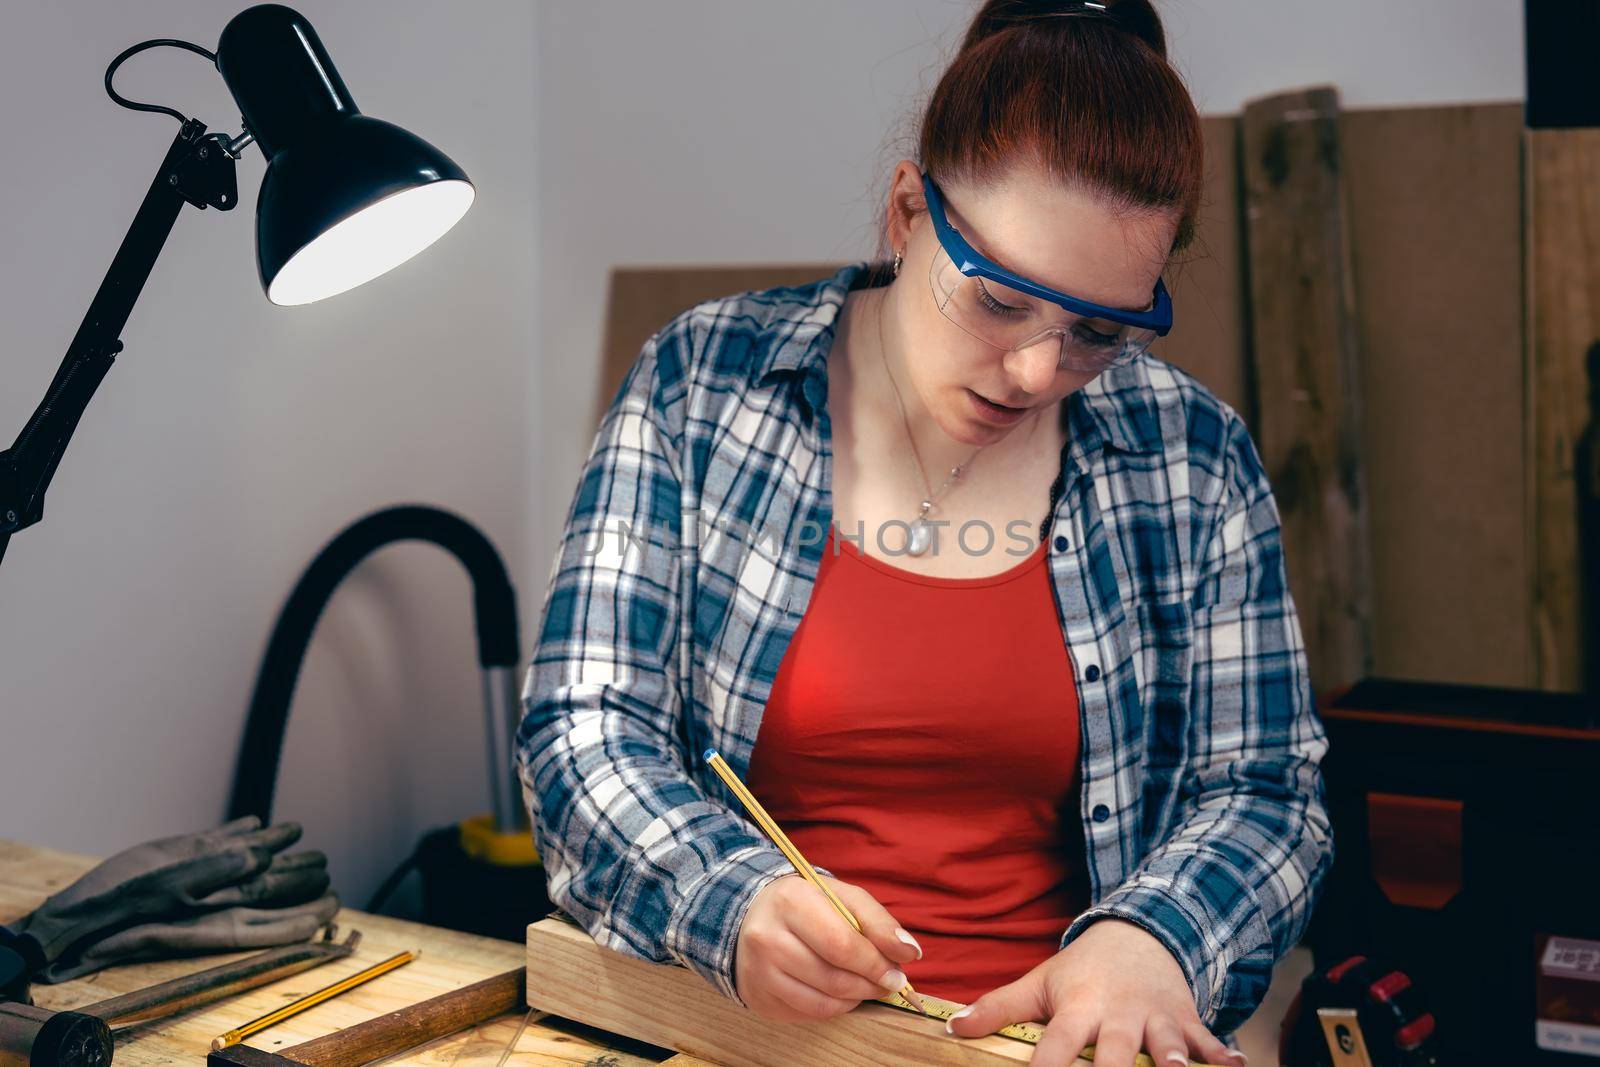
[1525,127,1600,693]
[525,916,1054,1067]
[283,970,526,1067]
[0,841,663,1067]
[1339,102,1529,687]
[1239,85,1373,694]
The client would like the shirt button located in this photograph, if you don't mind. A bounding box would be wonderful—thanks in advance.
[1052,534,1070,551]
[801,372,826,411]
[1092,804,1111,823]
[1084,664,1101,682]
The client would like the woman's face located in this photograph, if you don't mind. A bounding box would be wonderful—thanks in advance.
[884,160,1179,447]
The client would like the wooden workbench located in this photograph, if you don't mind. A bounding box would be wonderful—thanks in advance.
[0,839,705,1067]
[2,840,1304,1065]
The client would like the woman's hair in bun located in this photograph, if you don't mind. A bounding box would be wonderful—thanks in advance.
[961,0,1167,58]
[914,0,1203,253]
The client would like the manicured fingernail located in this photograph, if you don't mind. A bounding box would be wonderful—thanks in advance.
[894,927,923,959]
[1165,1053,1188,1066]
[945,1005,973,1035]
[1228,1053,1248,1066]
[878,968,906,992]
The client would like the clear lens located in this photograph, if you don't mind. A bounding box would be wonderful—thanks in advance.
[928,244,1156,372]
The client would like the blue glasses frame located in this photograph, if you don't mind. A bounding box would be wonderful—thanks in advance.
[920,171,1173,337]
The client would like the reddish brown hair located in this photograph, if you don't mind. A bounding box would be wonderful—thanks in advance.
[902,0,1204,255]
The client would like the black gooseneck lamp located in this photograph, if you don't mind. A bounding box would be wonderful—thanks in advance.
[0,3,474,566]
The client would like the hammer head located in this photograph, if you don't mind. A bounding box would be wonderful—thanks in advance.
[0,1003,112,1067]
[207,1044,309,1067]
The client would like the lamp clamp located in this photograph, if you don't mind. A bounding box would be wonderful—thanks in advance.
[166,120,239,212]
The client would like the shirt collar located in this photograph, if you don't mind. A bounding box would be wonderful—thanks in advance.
[751,260,1164,457]
[1069,361,1166,455]
[747,262,867,389]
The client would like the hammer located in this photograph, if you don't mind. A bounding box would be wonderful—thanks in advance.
[0,927,359,1067]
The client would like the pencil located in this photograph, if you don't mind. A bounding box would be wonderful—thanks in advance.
[210,949,418,1050]
[702,747,928,1016]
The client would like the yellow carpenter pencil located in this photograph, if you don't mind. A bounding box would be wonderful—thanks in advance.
[210,949,418,1050]
[703,747,928,1016]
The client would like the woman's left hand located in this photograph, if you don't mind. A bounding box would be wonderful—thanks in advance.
[944,917,1246,1067]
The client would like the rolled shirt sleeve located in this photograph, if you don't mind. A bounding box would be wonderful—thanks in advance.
[516,321,799,1006]
[1057,410,1336,1036]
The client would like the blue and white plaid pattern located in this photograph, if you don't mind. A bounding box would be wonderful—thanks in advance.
[517,262,1333,1037]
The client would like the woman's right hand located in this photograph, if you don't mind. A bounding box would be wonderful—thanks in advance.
[734,872,925,1021]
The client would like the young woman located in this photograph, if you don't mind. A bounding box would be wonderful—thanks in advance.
[518,2,1333,1065]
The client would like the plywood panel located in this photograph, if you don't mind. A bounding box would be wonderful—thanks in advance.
[1340,102,1530,688]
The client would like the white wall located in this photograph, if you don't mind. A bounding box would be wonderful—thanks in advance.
[0,0,538,914]
[531,0,1525,579]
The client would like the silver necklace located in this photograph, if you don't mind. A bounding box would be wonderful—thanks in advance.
[875,287,985,556]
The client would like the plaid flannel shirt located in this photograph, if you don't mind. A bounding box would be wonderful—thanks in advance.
[517,262,1334,1037]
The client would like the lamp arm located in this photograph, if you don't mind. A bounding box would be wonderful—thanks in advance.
[0,118,238,567]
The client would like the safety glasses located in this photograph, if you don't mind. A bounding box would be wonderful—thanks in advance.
[921,171,1173,372]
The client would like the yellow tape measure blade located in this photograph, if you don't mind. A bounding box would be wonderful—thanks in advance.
[872,992,1232,1067]
[873,990,1044,1044]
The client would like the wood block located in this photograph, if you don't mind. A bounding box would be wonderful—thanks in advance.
[1239,85,1373,694]
[525,916,1053,1067]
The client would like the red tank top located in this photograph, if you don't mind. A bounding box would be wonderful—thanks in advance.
[745,521,1089,1003]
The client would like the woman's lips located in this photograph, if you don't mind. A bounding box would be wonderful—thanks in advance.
[967,389,1029,423]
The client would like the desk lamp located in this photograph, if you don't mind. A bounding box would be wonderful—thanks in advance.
[0,3,475,565]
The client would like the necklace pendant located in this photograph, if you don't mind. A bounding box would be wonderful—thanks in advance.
[907,517,933,556]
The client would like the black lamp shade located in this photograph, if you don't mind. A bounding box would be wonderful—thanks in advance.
[217,4,474,305]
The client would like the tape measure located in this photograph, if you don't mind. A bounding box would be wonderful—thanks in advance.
[875,988,1044,1044]
[874,989,1230,1067]
[1284,953,1441,1067]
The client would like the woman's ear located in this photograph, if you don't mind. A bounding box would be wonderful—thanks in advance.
[884,159,926,255]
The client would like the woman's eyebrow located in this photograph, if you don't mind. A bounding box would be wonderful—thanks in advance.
[955,219,1153,313]
[1097,292,1159,314]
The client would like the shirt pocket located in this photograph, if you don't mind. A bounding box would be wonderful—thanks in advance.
[1134,598,1194,772]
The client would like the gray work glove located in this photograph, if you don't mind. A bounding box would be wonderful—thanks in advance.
[13,816,334,981]
[34,889,341,982]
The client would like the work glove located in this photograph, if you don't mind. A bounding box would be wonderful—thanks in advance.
[35,889,341,981]
[11,816,337,982]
